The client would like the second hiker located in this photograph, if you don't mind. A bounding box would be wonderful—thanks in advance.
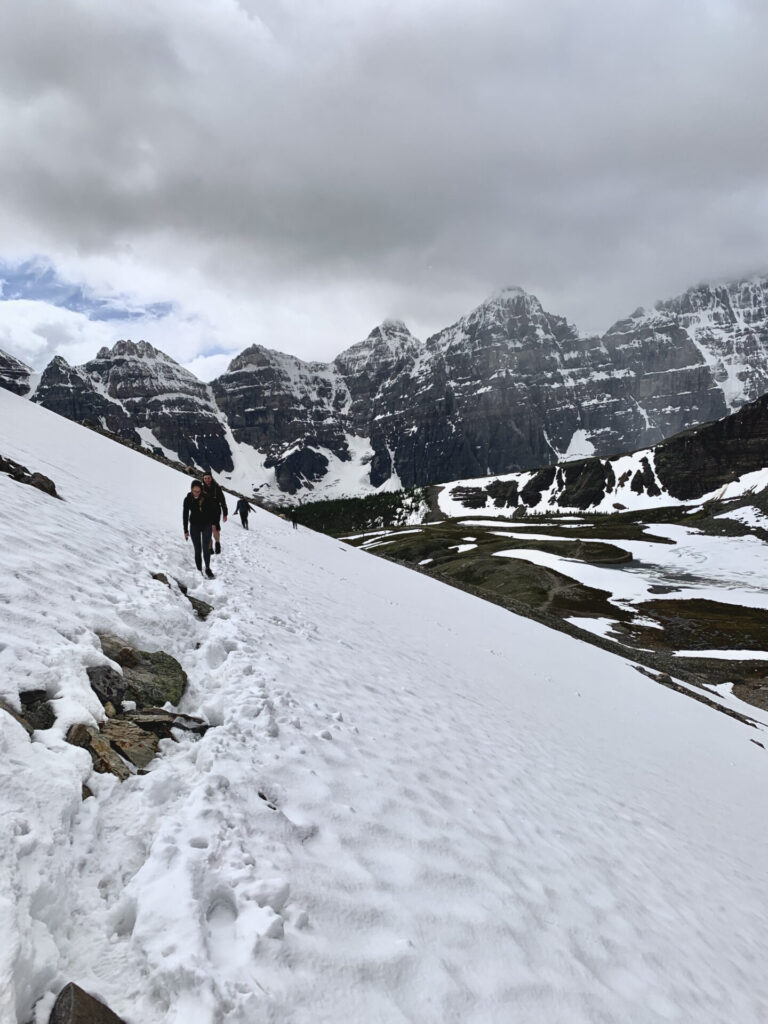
[202,472,228,554]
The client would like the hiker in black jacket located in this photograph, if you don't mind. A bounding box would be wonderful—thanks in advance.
[202,472,228,554]
[235,497,252,529]
[183,479,218,578]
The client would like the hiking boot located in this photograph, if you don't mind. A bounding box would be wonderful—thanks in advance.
[205,567,215,579]
[215,541,222,554]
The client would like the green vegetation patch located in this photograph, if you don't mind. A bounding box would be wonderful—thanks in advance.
[630,598,768,651]
[280,488,428,536]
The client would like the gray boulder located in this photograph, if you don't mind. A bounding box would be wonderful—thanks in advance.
[89,633,187,708]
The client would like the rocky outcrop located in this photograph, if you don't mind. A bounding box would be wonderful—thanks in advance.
[49,982,126,1024]
[69,634,205,780]
[655,391,768,500]
[0,453,59,498]
[0,347,32,394]
[87,632,188,708]
[440,391,768,514]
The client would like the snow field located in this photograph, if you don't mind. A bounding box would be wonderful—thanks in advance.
[1,389,768,1024]
[494,523,768,613]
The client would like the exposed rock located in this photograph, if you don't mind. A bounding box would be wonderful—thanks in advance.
[655,390,768,500]
[49,982,126,1024]
[85,665,127,709]
[443,390,768,514]
[186,594,213,620]
[124,707,208,739]
[19,689,55,731]
[0,454,59,498]
[95,633,187,707]
[101,719,160,770]
[0,697,33,736]
[171,576,213,619]
[151,572,171,587]
[66,707,207,780]
[0,347,32,395]
[67,723,132,781]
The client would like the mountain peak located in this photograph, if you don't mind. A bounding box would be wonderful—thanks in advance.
[474,286,546,319]
[379,318,410,334]
[95,339,170,362]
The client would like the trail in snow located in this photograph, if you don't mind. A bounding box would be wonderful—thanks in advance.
[1,389,767,1024]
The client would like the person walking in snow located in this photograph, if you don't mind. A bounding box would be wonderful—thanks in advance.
[202,472,228,554]
[183,479,218,578]
[235,497,252,529]
[290,507,298,530]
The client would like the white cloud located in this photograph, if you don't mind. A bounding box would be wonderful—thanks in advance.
[0,0,767,365]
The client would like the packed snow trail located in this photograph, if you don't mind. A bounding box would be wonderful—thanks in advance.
[1,389,767,1024]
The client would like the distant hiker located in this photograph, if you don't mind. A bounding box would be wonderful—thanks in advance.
[183,480,217,578]
[202,472,228,554]
[235,497,252,529]
[290,507,298,530]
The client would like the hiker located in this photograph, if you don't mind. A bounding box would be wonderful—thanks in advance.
[235,497,252,529]
[183,479,217,578]
[290,507,298,530]
[202,472,228,554]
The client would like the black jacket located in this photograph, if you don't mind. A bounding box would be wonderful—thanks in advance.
[204,480,228,518]
[235,498,251,516]
[183,491,220,531]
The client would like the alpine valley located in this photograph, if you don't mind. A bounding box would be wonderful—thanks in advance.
[2,275,768,499]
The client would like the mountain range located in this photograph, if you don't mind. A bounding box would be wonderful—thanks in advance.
[2,275,768,498]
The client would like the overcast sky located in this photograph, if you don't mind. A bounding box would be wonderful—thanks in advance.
[1,0,767,379]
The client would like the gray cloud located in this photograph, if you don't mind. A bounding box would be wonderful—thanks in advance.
[1,0,767,361]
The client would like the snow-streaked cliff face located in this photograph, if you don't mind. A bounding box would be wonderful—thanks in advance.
[439,389,768,518]
[0,347,32,395]
[653,277,768,410]
[5,275,768,499]
[32,341,233,472]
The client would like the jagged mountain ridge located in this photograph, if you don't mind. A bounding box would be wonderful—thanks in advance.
[2,275,768,496]
[30,340,233,472]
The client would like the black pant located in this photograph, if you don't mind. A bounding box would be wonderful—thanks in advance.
[190,523,213,570]
[239,511,249,529]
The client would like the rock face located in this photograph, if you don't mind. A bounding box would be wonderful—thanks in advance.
[0,347,32,394]
[207,275,768,493]
[32,341,233,472]
[440,391,768,514]
[0,453,59,498]
[3,276,768,496]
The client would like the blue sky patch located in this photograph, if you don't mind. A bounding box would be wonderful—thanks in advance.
[0,257,173,322]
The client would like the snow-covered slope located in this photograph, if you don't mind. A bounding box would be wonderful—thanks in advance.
[1,390,767,1024]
